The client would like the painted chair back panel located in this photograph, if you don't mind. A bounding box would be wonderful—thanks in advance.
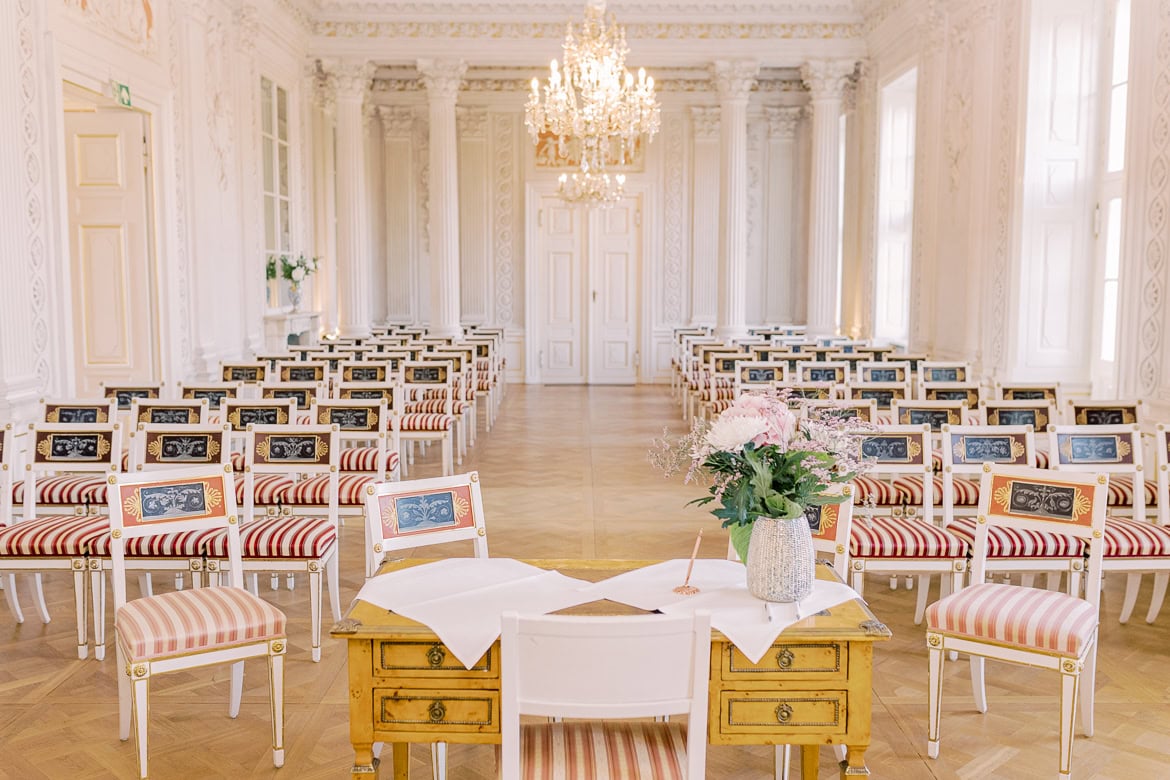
[942,425,1035,472]
[131,399,209,426]
[261,382,324,410]
[858,361,910,384]
[1068,400,1143,427]
[276,361,328,383]
[100,384,163,411]
[220,362,267,384]
[778,381,839,401]
[800,399,878,424]
[918,362,971,384]
[41,398,116,424]
[980,400,1056,430]
[797,361,850,385]
[890,401,967,432]
[845,382,909,410]
[222,400,295,431]
[179,383,241,408]
[130,424,232,471]
[922,384,982,407]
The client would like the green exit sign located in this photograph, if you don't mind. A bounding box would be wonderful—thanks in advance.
[112,81,132,108]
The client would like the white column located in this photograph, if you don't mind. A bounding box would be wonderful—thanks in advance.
[712,60,758,340]
[690,106,720,325]
[236,4,265,355]
[801,60,855,337]
[327,59,375,339]
[418,59,467,339]
[457,106,490,325]
[365,104,387,324]
[309,66,339,335]
[764,107,801,323]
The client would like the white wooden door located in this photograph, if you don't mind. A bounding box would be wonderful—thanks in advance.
[538,197,586,383]
[64,109,157,394]
[587,196,641,384]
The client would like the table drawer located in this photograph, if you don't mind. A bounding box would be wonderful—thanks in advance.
[375,687,498,733]
[718,690,848,736]
[373,640,497,679]
[722,642,847,680]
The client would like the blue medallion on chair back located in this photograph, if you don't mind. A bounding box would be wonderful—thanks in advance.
[317,404,380,431]
[856,433,925,465]
[925,367,964,382]
[222,364,265,383]
[901,408,960,431]
[742,366,778,384]
[34,429,114,463]
[119,475,228,529]
[107,388,159,410]
[1004,387,1056,401]
[379,485,475,538]
[988,406,1049,428]
[927,387,979,405]
[1073,405,1136,425]
[805,366,844,383]
[283,365,324,382]
[406,365,447,384]
[140,406,200,425]
[144,432,220,465]
[1056,432,1134,465]
[864,367,903,383]
[44,404,108,424]
[264,387,313,408]
[951,434,1028,465]
[254,433,330,465]
[227,404,289,430]
[184,387,237,406]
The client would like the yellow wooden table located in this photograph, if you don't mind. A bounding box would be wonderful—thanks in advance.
[330,558,892,778]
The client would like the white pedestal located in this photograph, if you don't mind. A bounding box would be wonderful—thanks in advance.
[263,310,321,352]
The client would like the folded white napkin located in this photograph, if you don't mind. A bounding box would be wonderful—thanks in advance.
[579,559,749,610]
[355,559,596,669]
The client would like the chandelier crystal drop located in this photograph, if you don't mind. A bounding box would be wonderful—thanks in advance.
[557,169,627,206]
[525,0,660,207]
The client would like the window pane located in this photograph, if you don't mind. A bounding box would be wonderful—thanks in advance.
[263,138,274,192]
[1104,198,1122,279]
[278,143,289,197]
[1100,280,1118,362]
[277,86,288,141]
[264,196,276,251]
[1107,83,1128,172]
[261,79,273,137]
[279,199,291,251]
[1113,0,1130,85]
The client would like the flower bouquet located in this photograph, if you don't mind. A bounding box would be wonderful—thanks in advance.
[276,254,318,311]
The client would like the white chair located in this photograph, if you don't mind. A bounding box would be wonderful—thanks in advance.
[501,610,711,780]
[107,465,286,779]
[926,465,1108,780]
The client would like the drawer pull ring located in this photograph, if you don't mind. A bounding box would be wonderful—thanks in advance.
[775,648,795,669]
[775,703,794,724]
[426,644,446,667]
[428,700,447,723]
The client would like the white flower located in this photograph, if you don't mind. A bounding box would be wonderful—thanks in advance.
[291,267,306,281]
[706,415,769,453]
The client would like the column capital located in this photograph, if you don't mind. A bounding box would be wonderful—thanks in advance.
[418,59,467,102]
[800,60,856,101]
[456,106,488,139]
[711,60,759,103]
[765,106,802,140]
[235,3,260,52]
[323,58,375,101]
[690,106,721,139]
[378,105,415,139]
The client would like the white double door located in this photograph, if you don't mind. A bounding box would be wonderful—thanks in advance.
[531,191,642,384]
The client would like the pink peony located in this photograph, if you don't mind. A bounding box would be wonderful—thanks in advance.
[720,393,797,449]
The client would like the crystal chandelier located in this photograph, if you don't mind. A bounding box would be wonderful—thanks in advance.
[525,0,660,206]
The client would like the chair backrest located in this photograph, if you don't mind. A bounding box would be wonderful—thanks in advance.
[918,362,971,384]
[24,422,122,519]
[221,399,295,431]
[362,471,488,578]
[130,398,209,426]
[797,361,850,385]
[0,424,11,519]
[777,381,839,401]
[971,465,1107,602]
[128,423,232,472]
[980,399,1057,430]
[940,424,1036,524]
[275,361,329,383]
[338,360,390,383]
[890,400,968,432]
[800,399,878,424]
[401,361,452,397]
[100,383,163,412]
[844,381,908,410]
[244,424,340,520]
[1049,424,1145,521]
[40,398,117,424]
[1067,399,1143,426]
[260,381,324,410]
[857,361,910,384]
[336,382,403,417]
[310,399,394,479]
[921,383,982,407]
[807,486,855,573]
[996,382,1064,409]
[1156,424,1170,526]
[734,361,787,396]
[106,465,244,609]
[179,382,242,408]
[849,424,934,522]
[500,610,711,780]
[220,362,267,383]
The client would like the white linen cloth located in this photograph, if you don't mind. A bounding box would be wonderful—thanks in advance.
[354,559,596,669]
[585,559,862,664]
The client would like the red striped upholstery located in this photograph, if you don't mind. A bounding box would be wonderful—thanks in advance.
[926,582,1098,655]
[475,359,490,371]
[699,388,735,402]
[230,452,245,471]
[930,450,943,472]
[520,721,688,780]
[233,474,294,506]
[477,380,494,392]
[851,475,902,507]
[894,475,981,507]
[283,474,375,506]
[422,388,476,402]
[406,399,470,414]
[849,516,968,559]
[400,413,454,432]
[708,400,733,414]
[0,515,108,556]
[1035,450,1050,469]
[1102,517,1170,558]
[338,446,399,473]
[203,516,336,559]
[947,517,1085,559]
[1106,476,1158,508]
[12,475,109,507]
[90,528,222,558]
[115,586,286,662]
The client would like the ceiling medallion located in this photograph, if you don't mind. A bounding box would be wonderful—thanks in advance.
[524,0,660,207]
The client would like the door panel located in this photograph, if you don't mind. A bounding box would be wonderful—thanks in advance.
[588,196,641,384]
[539,199,585,383]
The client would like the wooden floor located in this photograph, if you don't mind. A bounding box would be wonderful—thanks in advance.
[3,385,1170,778]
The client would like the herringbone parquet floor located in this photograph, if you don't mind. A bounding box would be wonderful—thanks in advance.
[2,385,1169,778]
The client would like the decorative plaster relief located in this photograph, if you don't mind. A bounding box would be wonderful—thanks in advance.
[765,106,801,139]
[417,59,468,100]
[943,22,974,193]
[316,20,862,40]
[800,59,855,100]
[690,106,721,140]
[378,105,415,137]
[204,15,236,192]
[62,0,156,52]
[491,113,516,325]
[328,59,376,99]
[989,2,1019,369]
[663,113,686,324]
[457,106,488,138]
[712,60,759,101]
[414,111,431,255]
[166,1,191,372]
[1138,0,1170,393]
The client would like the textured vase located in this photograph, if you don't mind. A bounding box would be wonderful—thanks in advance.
[289,283,303,312]
[745,515,815,602]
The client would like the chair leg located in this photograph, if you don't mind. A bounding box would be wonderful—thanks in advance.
[3,573,23,624]
[328,555,342,622]
[1020,574,1036,589]
[32,572,51,624]
[431,743,447,780]
[138,573,153,598]
[913,575,930,625]
[269,647,286,768]
[310,566,323,663]
[74,568,88,660]
[970,655,987,713]
[91,568,107,661]
[174,572,184,591]
[1147,572,1169,623]
[131,672,151,779]
[851,569,865,597]
[229,661,244,718]
[774,745,791,780]
[442,438,453,477]
[1080,649,1096,738]
[927,643,943,759]
[1058,668,1080,780]
[116,645,132,741]
[1119,573,1142,624]
[249,573,260,596]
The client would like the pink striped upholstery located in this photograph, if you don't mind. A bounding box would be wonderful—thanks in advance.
[90,528,222,558]
[894,475,981,507]
[708,400,733,414]
[406,399,470,414]
[851,475,902,507]
[229,451,246,471]
[283,474,375,506]
[115,586,286,662]
[926,582,1098,655]
[947,517,1085,559]
[338,446,399,473]
[400,413,454,432]
[1035,450,1050,469]
[12,475,109,507]
[520,721,688,780]
[0,515,108,556]
[477,379,494,392]
[850,516,968,559]
[204,516,336,559]
[930,450,943,472]
[1106,476,1158,508]
[233,474,294,506]
[422,388,476,402]
[700,388,735,402]
[475,359,490,371]
[1102,517,1170,558]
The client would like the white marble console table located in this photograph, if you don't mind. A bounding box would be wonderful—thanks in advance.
[263,310,321,352]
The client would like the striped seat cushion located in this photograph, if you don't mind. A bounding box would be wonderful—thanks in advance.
[874,414,894,425]
[339,446,399,473]
[203,516,337,560]
[1106,476,1158,508]
[930,450,943,472]
[12,475,110,507]
[1103,517,1170,558]
[1035,450,1050,469]
[850,516,968,559]
[894,475,981,507]
[475,359,491,371]
[699,387,735,401]
[90,528,223,558]
[521,720,688,780]
[851,475,902,507]
[400,413,454,432]
[926,582,1098,655]
[476,379,494,392]
[406,399,470,414]
[233,474,295,506]
[947,517,1086,559]
[230,452,246,471]
[283,474,376,506]
[0,515,109,556]
[708,400,733,414]
[115,586,286,662]
[422,388,475,402]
